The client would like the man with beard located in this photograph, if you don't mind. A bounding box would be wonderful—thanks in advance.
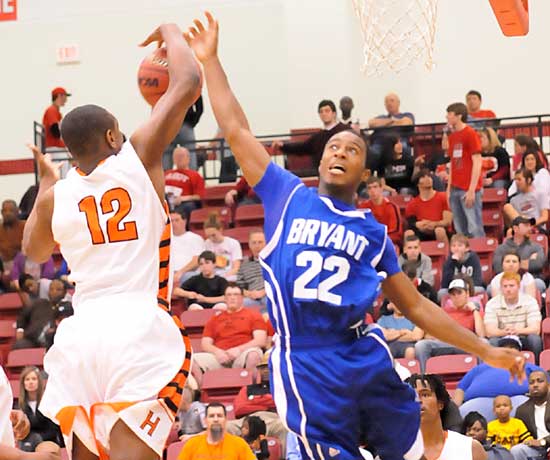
[178,402,255,460]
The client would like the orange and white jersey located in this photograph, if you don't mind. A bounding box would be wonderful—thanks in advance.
[51,141,171,308]
[0,365,14,447]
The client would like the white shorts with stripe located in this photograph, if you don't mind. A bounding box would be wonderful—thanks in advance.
[39,293,187,458]
[0,366,15,447]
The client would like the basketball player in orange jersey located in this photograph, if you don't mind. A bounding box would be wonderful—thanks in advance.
[21,23,201,460]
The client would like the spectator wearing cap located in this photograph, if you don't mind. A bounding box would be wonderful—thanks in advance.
[42,87,71,149]
[484,272,542,360]
[414,275,485,372]
[454,336,543,422]
[227,352,287,453]
[492,217,546,289]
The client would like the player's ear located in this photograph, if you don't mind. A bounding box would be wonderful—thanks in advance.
[105,129,118,149]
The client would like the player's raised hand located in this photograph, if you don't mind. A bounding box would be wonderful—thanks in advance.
[184,11,219,63]
[27,144,61,183]
[139,26,165,48]
[482,346,526,383]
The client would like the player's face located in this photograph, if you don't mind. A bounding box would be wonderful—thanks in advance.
[24,371,39,393]
[523,153,537,172]
[528,371,549,399]
[248,232,266,257]
[466,94,481,113]
[502,255,520,273]
[466,420,487,443]
[318,105,336,125]
[414,381,442,422]
[501,279,520,300]
[493,396,512,420]
[319,131,366,190]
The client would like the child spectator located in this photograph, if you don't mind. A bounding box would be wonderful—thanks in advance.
[462,411,514,460]
[440,234,484,299]
[487,395,532,450]
[377,300,424,359]
[173,251,228,310]
[398,234,434,286]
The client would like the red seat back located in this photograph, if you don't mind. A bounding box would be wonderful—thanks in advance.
[396,358,421,374]
[425,354,476,390]
[166,441,185,460]
[180,310,218,339]
[234,204,265,228]
[203,184,236,208]
[189,207,231,231]
[540,349,550,371]
[200,368,253,402]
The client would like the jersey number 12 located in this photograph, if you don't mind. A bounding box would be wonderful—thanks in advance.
[293,251,350,305]
[78,187,138,245]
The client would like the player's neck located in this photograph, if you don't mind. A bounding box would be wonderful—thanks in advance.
[421,420,446,450]
[318,183,355,206]
[77,153,113,175]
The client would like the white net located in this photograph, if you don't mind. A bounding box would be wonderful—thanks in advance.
[351,0,438,77]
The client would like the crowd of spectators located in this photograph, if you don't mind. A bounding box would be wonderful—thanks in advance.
[2,87,550,459]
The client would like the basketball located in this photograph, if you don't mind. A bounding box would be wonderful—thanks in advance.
[137,47,203,107]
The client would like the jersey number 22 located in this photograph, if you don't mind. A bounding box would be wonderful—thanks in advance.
[293,251,350,305]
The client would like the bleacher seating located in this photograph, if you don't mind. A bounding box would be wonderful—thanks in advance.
[387,194,413,215]
[482,209,504,240]
[540,349,550,371]
[166,441,185,460]
[425,354,476,390]
[189,207,231,231]
[469,237,498,286]
[420,241,448,289]
[0,320,16,364]
[200,368,253,404]
[203,184,235,208]
[0,293,23,322]
[481,187,507,211]
[180,310,217,339]
[396,358,421,374]
[542,318,550,350]
[5,348,46,380]
[234,204,264,228]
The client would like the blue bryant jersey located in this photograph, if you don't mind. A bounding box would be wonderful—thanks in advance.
[254,163,401,338]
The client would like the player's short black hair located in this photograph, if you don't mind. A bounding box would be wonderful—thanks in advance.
[466,90,482,100]
[461,411,487,434]
[205,402,227,416]
[61,104,117,158]
[407,374,452,423]
[446,102,468,122]
[318,99,336,113]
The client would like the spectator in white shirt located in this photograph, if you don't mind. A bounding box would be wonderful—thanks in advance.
[484,272,542,360]
[203,213,242,281]
[488,250,537,299]
[171,210,206,286]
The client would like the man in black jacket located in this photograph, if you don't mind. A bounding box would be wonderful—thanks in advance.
[511,370,550,460]
[14,280,66,349]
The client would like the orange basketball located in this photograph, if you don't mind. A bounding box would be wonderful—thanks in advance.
[137,47,203,107]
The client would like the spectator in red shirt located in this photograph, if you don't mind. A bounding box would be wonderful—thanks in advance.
[165,146,205,220]
[466,90,496,121]
[445,102,485,237]
[415,274,485,372]
[357,176,402,245]
[405,169,453,245]
[42,87,70,149]
[224,176,261,207]
[191,283,267,386]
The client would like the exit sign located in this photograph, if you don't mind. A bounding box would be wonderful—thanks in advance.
[56,45,80,64]
[0,0,17,21]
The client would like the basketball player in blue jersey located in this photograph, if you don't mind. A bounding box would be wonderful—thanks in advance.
[185,13,525,460]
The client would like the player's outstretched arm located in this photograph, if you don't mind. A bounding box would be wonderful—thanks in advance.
[21,145,59,264]
[131,23,202,198]
[185,12,270,186]
[382,272,526,381]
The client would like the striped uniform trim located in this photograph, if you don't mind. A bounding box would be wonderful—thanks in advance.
[157,205,171,313]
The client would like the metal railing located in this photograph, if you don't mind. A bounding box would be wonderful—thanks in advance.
[32,113,550,184]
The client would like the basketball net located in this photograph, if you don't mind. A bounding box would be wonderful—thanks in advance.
[351,0,438,77]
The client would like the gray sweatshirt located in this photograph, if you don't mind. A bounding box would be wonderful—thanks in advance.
[398,253,434,286]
